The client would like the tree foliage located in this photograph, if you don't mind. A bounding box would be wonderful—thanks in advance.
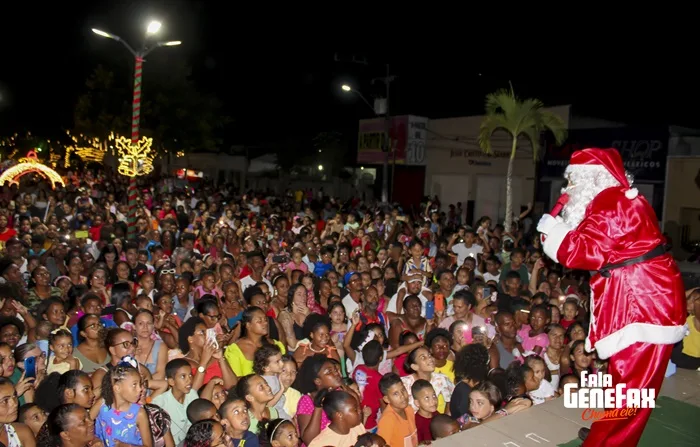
[74,65,130,141]
[478,86,566,161]
[478,86,566,231]
[74,58,230,153]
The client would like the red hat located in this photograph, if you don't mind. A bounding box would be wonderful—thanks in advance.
[569,148,638,199]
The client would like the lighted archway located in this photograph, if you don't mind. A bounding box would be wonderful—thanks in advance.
[0,151,65,189]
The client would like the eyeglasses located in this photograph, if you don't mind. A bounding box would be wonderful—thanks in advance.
[85,322,106,331]
[160,269,176,275]
[205,314,221,320]
[111,338,138,349]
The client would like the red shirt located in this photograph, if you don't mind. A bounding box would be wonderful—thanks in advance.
[352,365,383,429]
[560,318,575,330]
[0,228,16,243]
[393,354,410,377]
[415,412,438,443]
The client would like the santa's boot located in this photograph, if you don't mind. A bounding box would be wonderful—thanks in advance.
[578,428,590,441]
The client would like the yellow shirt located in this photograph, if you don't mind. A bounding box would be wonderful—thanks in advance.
[682,315,700,358]
[435,360,455,384]
[224,340,286,377]
[283,387,301,418]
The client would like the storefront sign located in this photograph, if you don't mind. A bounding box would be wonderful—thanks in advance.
[357,115,428,165]
[541,128,668,182]
[449,149,510,159]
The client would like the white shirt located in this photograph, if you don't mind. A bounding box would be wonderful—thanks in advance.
[342,293,361,316]
[451,242,483,266]
[530,379,557,405]
[302,255,315,273]
[240,275,272,292]
[386,283,431,316]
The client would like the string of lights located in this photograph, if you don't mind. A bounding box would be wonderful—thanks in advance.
[0,151,65,188]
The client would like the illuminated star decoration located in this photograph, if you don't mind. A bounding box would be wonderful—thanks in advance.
[0,150,65,189]
[115,136,155,177]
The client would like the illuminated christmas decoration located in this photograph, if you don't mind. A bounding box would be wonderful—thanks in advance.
[64,131,109,166]
[115,136,155,177]
[0,151,65,189]
[50,153,61,168]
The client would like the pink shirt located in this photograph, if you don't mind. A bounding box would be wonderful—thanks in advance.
[285,261,308,273]
[296,394,330,447]
[518,324,550,352]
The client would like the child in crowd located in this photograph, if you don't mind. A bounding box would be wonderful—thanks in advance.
[377,373,418,447]
[430,414,460,440]
[458,381,507,430]
[47,328,82,374]
[525,355,557,404]
[308,390,366,447]
[354,433,388,447]
[218,393,260,447]
[280,355,301,418]
[151,359,201,446]
[253,343,291,419]
[96,363,151,447]
[259,418,299,447]
[411,379,438,443]
[18,403,47,437]
[186,398,219,423]
[236,374,278,434]
[560,298,579,330]
[351,340,383,431]
[558,374,580,395]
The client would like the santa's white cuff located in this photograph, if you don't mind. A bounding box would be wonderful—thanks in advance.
[542,222,573,263]
[592,322,687,360]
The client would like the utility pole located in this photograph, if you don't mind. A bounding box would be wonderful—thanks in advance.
[336,55,397,203]
[373,64,397,203]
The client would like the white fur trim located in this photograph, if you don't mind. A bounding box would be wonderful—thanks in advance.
[542,222,573,264]
[625,188,638,199]
[593,322,687,360]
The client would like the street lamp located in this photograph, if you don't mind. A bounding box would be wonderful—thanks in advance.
[341,84,390,203]
[146,20,162,35]
[92,21,181,239]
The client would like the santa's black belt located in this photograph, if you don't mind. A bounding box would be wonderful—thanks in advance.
[598,244,670,278]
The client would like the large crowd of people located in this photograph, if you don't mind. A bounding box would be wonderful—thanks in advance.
[0,167,697,447]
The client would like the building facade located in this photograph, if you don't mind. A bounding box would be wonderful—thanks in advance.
[424,106,571,226]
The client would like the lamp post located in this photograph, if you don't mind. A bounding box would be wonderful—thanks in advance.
[341,84,390,203]
[342,65,395,203]
[92,21,181,239]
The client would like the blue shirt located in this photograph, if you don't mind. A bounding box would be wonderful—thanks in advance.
[71,317,117,346]
[313,261,333,278]
[232,430,259,447]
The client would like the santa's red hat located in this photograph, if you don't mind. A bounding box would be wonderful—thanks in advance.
[569,148,638,199]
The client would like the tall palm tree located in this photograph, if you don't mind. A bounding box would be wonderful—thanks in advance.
[478,86,567,232]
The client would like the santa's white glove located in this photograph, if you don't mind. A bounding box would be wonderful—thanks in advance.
[537,214,558,235]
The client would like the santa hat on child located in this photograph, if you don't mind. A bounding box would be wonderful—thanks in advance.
[569,148,638,199]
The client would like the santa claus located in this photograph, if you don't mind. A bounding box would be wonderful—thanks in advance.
[537,148,686,447]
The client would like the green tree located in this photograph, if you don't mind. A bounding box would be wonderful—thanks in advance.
[478,86,566,232]
[74,59,230,153]
[73,65,130,141]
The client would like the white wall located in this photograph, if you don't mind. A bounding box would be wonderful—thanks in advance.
[424,106,570,223]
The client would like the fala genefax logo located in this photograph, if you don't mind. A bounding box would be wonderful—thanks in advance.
[563,372,656,422]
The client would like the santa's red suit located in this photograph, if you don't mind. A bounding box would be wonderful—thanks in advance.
[538,148,686,447]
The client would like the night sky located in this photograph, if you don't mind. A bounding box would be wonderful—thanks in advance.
[2,2,699,146]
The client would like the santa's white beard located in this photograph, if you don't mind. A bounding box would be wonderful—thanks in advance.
[559,165,632,228]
